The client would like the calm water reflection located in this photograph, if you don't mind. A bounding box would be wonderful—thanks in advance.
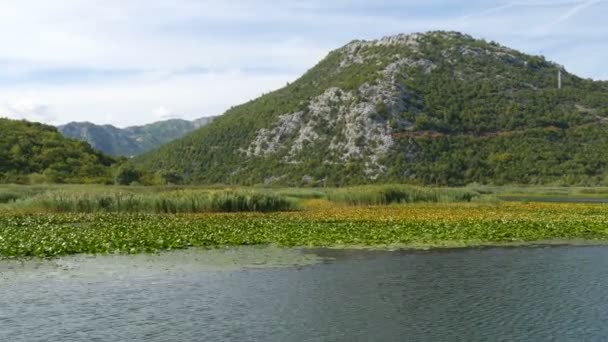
[2,246,608,341]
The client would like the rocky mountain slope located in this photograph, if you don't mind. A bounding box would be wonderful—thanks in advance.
[58,117,216,157]
[133,31,608,186]
[0,118,116,183]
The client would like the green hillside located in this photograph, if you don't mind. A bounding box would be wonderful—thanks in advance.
[0,118,116,184]
[133,31,608,186]
[58,117,215,157]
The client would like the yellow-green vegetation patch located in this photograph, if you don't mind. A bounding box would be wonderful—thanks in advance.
[2,202,608,258]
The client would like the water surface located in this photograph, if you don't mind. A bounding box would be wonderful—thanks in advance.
[2,245,608,341]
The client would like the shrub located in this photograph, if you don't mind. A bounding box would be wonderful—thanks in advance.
[115,166,142,185]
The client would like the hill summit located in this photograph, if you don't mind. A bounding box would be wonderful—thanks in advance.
[134,31,608,186]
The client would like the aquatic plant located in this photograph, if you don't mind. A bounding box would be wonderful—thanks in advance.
[1,202,608,258]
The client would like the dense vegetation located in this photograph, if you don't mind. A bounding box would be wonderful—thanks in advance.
[1,184,607,258]
[0,184,478,213]
[0,119,116,184]
[1,201,608,258]
[58,117,215,156]
[133,31,608,186]
[393,125,608,185]
[8,189,296,213]
[327,185,477,205]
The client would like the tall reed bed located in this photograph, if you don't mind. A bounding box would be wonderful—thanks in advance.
[9,189,296,213]
[0,185,50,204]
[0,191,21,204]
[273,188,327,199]
[327,185,478,205]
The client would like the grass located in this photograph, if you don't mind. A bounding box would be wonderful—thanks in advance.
[0,184,483,213]
[0,185,50,204]
[479,185,608,198]
[0,191,21,204]
[5,189,296,213]
[327,185,479,205]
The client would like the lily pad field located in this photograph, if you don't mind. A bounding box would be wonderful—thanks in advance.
[1,184,608,258]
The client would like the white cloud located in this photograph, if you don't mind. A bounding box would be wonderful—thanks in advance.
[0,69,296,127]
[0,0,606,126]
[153,106,178,120]
[0,98,55,123]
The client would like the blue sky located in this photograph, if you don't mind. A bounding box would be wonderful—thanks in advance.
[0,0,606,127]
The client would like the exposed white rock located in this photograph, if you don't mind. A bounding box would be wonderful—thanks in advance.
[247,111,303,157]
[458,45,524,66]
[245,71,409,178]
[386,57,436,77]
[339,33,426,68]
[244,32,454,179]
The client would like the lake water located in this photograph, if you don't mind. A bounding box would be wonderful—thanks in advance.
[2,245,608,341]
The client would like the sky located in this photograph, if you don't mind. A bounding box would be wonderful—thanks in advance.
[0,0,606,127]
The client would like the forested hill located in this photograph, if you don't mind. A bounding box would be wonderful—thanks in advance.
[133,31,608,186]
[0,118,116,183]
[58,116,216,157]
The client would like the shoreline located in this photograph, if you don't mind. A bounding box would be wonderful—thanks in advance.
[3,239,608,262]
[312,238,608,252]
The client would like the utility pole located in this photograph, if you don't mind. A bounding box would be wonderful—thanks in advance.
[558,69,562,89]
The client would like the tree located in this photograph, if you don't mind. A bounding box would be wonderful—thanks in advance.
[114,165,142,185]
[155,170,183,185]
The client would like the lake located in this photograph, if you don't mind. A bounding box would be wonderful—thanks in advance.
[1,245,608,341]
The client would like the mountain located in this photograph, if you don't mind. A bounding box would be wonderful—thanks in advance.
[133,31,608,186]
[58,117,216,157]
[0,118,116,183]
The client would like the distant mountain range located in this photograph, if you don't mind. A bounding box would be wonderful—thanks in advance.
[58,117,216,157]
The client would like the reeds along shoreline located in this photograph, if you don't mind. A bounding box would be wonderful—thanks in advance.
[3,190,296,213]
[0,185,482,213]
[5,184,608,214]
[327,185,478,205]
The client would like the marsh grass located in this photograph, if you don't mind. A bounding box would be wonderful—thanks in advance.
[273,188,327,199]
[0,184,484,212]
[326,185,479,205]
[0,185,52,205]
[0,185,479,213]
[0,191,21,204]
[6,184,607,215]
[8,189,296,213]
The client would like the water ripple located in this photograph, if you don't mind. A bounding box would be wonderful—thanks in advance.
[2,246,608,341]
